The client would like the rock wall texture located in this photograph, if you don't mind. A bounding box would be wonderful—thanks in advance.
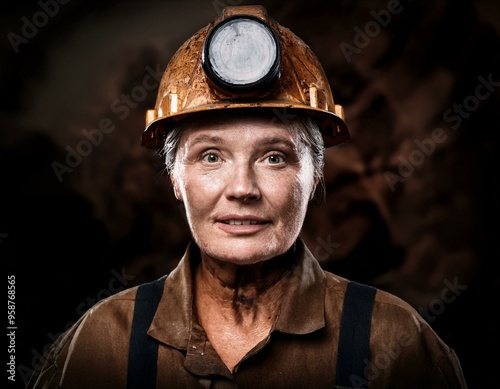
[2,0,499,387]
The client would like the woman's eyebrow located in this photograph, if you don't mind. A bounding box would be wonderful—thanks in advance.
[188,134,227,146]
[255,137,298,151]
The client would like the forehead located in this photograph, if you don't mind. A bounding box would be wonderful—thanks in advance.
[179,110,301,145]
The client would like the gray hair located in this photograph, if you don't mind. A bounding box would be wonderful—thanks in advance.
[161,109,326,201]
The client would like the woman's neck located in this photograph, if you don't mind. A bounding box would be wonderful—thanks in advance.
[193,246,296,371]
[195,248,295,325]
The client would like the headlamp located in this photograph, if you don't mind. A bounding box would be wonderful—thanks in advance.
[202,15,281,94]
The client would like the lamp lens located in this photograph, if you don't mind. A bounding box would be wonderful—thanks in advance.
[205,17,279,90]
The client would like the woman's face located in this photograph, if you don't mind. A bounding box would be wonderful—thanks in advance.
[171,114,317,265]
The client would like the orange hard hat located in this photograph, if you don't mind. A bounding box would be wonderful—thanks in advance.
[141,5,349,149]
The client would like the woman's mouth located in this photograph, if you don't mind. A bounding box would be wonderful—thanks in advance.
[217,216,270,234]
[223,219,264,225]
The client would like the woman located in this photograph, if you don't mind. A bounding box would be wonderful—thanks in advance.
[166,109,322,372]
[27,5,468,389]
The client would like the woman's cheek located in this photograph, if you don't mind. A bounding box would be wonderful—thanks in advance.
[183,171,224,205]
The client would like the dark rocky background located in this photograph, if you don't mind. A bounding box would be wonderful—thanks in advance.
[1,0,499,387]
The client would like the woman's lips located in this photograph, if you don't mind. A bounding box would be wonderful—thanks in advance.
[223,220,262,225]
[216,216,270,235]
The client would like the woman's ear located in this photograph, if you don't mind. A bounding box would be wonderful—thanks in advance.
[170,173,183,201]
[310,177,319,201]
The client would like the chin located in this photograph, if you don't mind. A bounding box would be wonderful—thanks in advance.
[200,237,286,265]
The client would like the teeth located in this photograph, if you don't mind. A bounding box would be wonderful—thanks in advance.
[227,220,260,225]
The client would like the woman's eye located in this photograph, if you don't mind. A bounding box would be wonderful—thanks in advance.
[202,153,219,163]
[267,154,285,164]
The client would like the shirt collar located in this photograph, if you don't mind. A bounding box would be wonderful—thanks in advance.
[147,241,199,350]
[274,238,326,334]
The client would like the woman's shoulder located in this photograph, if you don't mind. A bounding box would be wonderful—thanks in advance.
[322,272,464,385]
[83,274,168,315]
[323,271,444,346]
[323,271,423,319]
[79,283,140,319]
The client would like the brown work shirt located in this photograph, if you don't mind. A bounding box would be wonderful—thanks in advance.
[26,239,468,388]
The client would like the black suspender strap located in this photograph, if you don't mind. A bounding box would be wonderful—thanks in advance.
[126,275,166,389]
[336,280,377,388]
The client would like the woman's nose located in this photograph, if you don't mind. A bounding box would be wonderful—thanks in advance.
[224,163,261,202]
